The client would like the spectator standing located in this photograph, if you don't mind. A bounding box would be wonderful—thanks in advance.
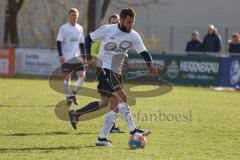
[228,33,240,56]
[203,25,222,53]
[185,31,203,53]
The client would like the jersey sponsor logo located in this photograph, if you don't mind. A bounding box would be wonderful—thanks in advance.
[104,40,132,53]
[70,37,79,42]
[119,41,132,50]
[104,42,117,52]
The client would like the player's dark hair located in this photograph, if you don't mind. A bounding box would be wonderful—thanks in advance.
[108,14,119,23]
[120,8,136,19]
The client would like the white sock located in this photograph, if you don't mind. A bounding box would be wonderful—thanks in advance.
[64,80,71,98]
[99,111,118,139]
[119,102,136,132]
[73,77,84,94]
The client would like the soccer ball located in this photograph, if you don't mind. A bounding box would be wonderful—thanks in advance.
[128,133,147,149]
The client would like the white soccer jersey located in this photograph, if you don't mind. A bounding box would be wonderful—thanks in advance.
[90,24,146,74]
[56,23,84,61]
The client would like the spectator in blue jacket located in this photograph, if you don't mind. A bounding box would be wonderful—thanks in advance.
[203,25,222,53]
[185,31,203,53]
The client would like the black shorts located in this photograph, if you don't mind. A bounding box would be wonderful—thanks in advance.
[62,63,85,73]
[96,67,123,97]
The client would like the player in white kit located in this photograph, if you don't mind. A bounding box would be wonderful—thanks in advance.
[56,8,86,105]
[91,14,124,134]
[69,8,157,146]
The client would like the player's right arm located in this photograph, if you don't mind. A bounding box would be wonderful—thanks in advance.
[56,26,65,64]
[85,25,109,65]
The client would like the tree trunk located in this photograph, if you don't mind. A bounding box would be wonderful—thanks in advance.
[10,13,18,45]
[87,0,96,33]
[87,0,111,34]
[3,0,24,47]
[4,2,11,46]
[101,0,111,19]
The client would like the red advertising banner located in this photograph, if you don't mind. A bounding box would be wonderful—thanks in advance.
[0,48,15,77]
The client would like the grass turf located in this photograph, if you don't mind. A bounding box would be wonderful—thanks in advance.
[0,78,239,160]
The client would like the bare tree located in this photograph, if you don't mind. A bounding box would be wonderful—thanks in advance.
[87,0,112,33]
[111,0,170,10]
[101,0,111,19]
[116,0,169,6]
[87,0,96,33]
[19,0,69,48]
[4,0,24,46]
[86,0,171,34]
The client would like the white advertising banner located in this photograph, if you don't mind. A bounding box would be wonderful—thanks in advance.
[15,48,60,76]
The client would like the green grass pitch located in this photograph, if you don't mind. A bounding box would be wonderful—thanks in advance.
[0,78,239,160]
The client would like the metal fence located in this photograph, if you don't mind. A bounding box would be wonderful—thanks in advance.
[138,25,240,55]
[0,13,240,55]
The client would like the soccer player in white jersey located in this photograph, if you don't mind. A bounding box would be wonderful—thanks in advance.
[69,8,157,147]
[92,14,124,134]
[56,8,86,105]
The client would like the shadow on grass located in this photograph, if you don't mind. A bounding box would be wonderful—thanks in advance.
[0,131,97,136]
[0,145,96,153]
[75,132,98,135]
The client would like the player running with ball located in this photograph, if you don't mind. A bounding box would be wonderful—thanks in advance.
[69,8,157,147]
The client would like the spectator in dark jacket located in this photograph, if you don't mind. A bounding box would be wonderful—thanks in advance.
[185,31,203,53]
[228,33,240,57]
[203,25,222,53]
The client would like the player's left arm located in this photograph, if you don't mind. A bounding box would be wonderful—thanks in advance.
[133,33,157,74]
[140,51,157,74]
